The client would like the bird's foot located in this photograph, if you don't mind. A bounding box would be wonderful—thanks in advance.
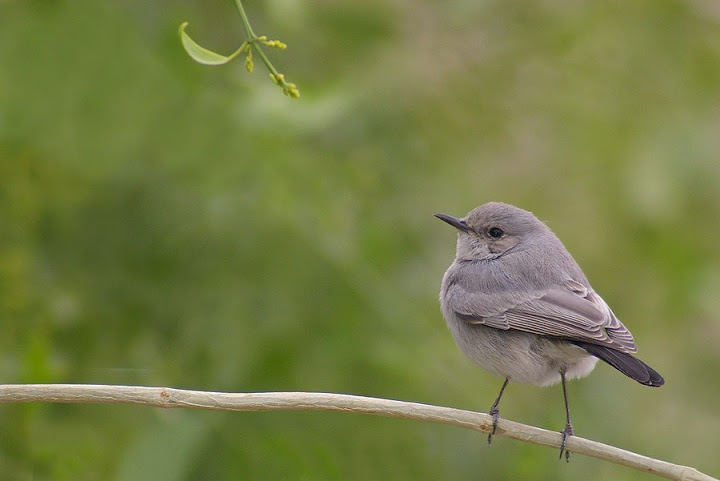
[559,422,574,462]
[487,406,500,445]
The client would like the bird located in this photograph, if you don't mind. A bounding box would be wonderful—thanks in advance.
[436,202,664,460]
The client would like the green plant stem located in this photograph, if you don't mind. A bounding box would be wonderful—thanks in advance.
[233,0,281,76]
[227,41,248,62]
[234,0,256,38]
[251,44,281,77]
[232,0,297,97]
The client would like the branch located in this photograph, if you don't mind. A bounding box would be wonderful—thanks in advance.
[0,385,714,481]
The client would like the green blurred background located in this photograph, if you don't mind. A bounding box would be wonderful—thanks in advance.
[1,0,719,479]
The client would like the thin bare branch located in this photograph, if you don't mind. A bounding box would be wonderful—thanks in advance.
[0,384,714,481]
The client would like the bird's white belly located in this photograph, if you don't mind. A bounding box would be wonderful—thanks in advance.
[446,316,599,387]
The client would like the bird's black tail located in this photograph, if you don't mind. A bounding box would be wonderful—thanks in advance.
[573,342,665,387]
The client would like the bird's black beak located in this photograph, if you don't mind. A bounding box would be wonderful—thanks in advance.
[434,213,470,232]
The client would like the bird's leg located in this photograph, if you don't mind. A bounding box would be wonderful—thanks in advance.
[559,371,573,462]
[487,377,510,445]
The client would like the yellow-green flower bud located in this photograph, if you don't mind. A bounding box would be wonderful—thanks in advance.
[264,40,287,50]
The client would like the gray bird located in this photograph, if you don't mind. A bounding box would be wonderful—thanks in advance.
[436,202,664,460]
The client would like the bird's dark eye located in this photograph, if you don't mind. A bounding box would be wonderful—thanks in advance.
[488,227,504,238]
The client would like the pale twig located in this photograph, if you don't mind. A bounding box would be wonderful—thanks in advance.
[0,384,714,481]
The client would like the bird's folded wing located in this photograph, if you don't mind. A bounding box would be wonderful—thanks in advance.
[453,281,638,353]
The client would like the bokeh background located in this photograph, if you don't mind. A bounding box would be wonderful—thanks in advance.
[2,0,720,479]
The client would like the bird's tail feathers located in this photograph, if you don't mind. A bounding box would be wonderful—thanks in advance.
[573,342,665,387]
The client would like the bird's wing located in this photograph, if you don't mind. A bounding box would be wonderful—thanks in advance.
[453,279,638,353]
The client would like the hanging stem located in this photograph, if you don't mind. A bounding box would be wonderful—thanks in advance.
[179,0,299,98]
[232,0,299,98]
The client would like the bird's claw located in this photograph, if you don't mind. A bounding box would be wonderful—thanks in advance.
[488,407,500,445]
[559,422,574,462]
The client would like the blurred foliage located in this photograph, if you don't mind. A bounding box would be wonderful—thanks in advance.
[1,0,720,479]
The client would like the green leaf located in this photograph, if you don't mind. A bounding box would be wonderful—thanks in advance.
[179,22,231,66]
